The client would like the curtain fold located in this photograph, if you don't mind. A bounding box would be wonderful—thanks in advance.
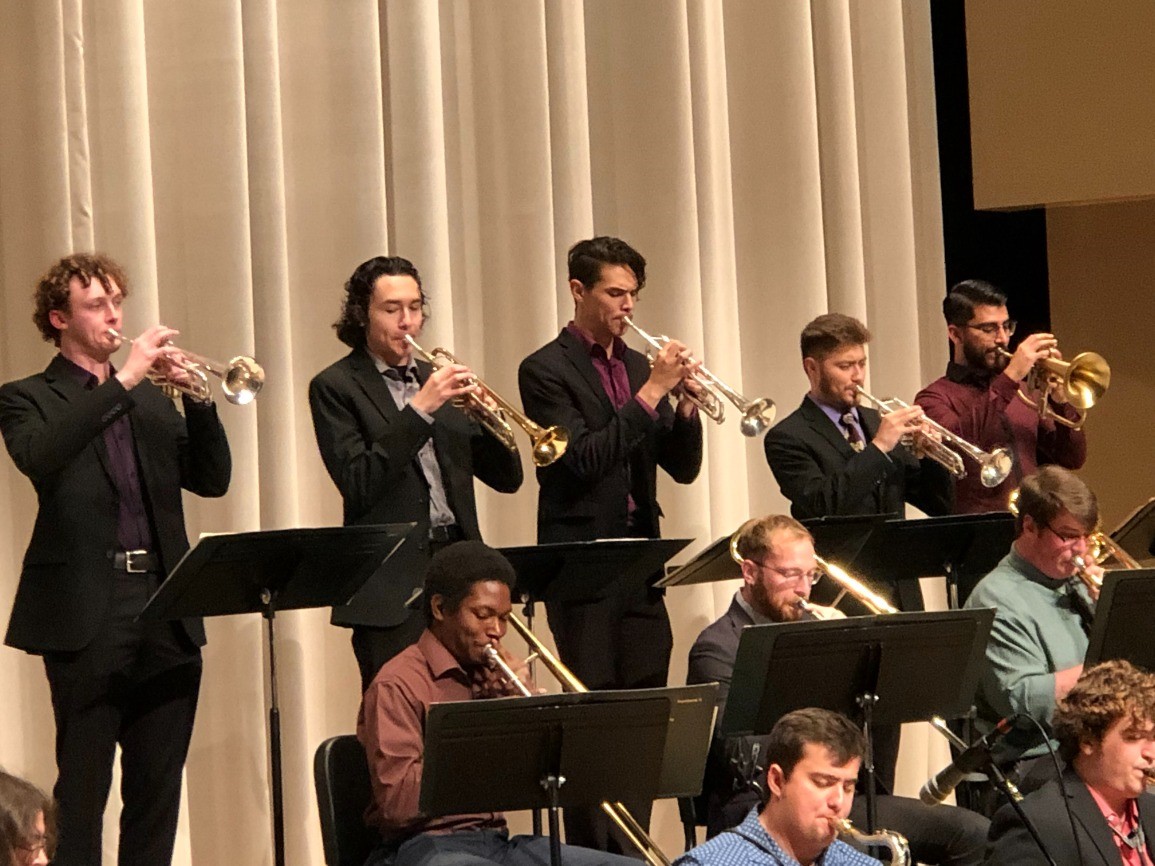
[0,2,948,862]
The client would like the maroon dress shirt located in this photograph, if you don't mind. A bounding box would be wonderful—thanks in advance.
[915,362,1086,514]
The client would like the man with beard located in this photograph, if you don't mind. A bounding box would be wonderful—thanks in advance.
[686,515,989,865]
[915,280,1086,515]
[764,313,953,519]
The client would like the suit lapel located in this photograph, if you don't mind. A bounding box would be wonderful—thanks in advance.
[349,348,401,423]
[44,355,115,483]
[799,397,856,458]
[1066,770,1128,864]
[559,329,614,416]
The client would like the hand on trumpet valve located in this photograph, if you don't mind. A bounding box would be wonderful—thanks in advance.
[410,362,476,415]
[1072,556,1104,601]
[872,404,925,454]
[1004,332,1058,383]
[908,422,944,461]
[637,338,692,409]
[113,325,180,390]
[476,642,539,698]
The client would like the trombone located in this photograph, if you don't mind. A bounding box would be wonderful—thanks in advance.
[623,317,776,437]
[854,387,1014,489]
[996,345,1110,430]
[727,528,897,617]
[107,328,263,405]
[404,336,568,467]
[490,614,673,866]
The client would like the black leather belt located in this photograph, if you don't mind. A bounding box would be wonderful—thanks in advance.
[428,525,463,544]
[112,549,160,573]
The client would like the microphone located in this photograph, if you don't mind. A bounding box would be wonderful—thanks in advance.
[919,715,1017,805]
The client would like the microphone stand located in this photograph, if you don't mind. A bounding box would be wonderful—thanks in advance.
[930,717,1057,866]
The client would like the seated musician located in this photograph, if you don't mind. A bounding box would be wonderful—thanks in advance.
[986,659,1155,865]
[357,540,636,866]
[688,514,988,864]
[963,466,1104,785]
[675,708,884,866]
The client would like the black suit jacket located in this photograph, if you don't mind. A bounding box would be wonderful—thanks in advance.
[517,328,702,543]
[308,347,523,627]
[986,768,1155,865]
[0,355,232,653]
[764,396,953,519]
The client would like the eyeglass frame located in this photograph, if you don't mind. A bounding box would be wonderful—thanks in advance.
[964,319,1017,337]
[753,561,824,587]
[1043,522,1092,547]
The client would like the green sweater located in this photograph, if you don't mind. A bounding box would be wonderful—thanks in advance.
[964,548,1090,760]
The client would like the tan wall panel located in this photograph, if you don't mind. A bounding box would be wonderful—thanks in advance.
[1048,202,1155,528]
[967,0,1155,209]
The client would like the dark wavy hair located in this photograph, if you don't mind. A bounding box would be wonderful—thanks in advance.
[799,313,871,362]
[1053,659,1155,762]
[567,236,646,290]
[765,708,865,780]
[332,256,426,348]
[0,769,55,864]
[943,279,1008,327]
[32,252,129,346]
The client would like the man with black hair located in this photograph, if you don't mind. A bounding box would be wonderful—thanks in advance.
[357,540,636,866]
[309,256,523,691]
[765,312,953,519]
[676,708,883,866]
[986,660,1155,865]
[915,279,1086,514]
[518,235,703,851]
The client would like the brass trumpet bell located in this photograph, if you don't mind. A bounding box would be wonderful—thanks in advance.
[999,346,1110,430]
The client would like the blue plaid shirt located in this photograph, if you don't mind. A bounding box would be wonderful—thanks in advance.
[675,807,882,866]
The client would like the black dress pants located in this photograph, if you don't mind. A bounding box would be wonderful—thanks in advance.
[546,586,673,856]
[43,571,201,866]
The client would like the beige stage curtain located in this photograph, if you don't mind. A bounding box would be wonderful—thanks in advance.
[0,1,948,863]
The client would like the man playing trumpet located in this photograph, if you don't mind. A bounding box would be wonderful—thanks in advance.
[764,313,953,519]
[309,256,523,691]
[0,252,232,866]
[915,279,1087,514]
[357,540,636,866]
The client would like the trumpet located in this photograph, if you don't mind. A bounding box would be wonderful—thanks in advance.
[623,317,776,437]
[107,328,263,405]
[404,336,568,467]
[833,817,911,866]
[855,387,1013,489]
[996,345,1110,430]
[498,614,673,866]
[728,529,897,617]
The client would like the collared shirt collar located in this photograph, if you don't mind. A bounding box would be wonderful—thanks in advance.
[735,590,776,626]
[416,629,470,682]
[808,394,861,431]
[369,349,419,381]
[945,360,996,388]
[566,321,626,360]
[1007,546,1068,591]
[57,353,112,388]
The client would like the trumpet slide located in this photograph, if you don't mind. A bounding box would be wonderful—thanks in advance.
[404,336,568,467]
[107,328,263,405]
[854,387,1013,488]
[623,317,776,437]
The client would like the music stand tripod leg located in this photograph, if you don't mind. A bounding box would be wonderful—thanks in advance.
[261,587,287,866]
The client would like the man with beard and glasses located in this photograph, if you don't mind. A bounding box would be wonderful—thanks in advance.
[764,313,953,520]
[915,280,1086,515]
[686,515,988,866]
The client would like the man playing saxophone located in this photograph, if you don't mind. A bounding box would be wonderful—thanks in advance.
[687,515,988,865]
[915,280,1087,514]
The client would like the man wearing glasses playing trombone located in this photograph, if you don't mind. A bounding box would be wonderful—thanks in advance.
[915,279,1087,515]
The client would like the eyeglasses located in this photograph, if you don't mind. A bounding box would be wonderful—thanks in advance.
[757,563,823,587]
[964,319,1017,337]
[1044,523,1090,546]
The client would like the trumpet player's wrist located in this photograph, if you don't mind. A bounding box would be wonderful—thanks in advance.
[635,382,668,412]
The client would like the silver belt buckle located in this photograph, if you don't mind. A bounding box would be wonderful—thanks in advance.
[124,549,149,573]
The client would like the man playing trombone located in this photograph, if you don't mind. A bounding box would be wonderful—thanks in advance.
[915,279,1087,514]
[517,235,703,852]
[357,540,637,866]
[764,313,954,519]
[309,256,523,691]
[0,253,232,866]
[687,515,988,865]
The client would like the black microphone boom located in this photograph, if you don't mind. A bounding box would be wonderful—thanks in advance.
[919,715,1016,806]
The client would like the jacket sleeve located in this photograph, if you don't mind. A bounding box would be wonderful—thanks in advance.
[903,451,955,516]
[518,352,660,483]
[468,420,524,493]
[178,395,231,498]
[308,372,435,519]
[656,408,703,485]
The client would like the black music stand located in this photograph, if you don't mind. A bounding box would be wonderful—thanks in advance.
[720,609,995,831]
[1111,498,1155,566]
[834,513,1015,611]
[1085,568,1155,670]
[140,524,415,866]
[421,690,674,866]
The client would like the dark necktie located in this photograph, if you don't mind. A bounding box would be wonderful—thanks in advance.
[841,411,864,452]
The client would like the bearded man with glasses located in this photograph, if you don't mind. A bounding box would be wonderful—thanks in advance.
[964,466,1106,792]
[915,279,1087,514]
[686,515,989,865]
